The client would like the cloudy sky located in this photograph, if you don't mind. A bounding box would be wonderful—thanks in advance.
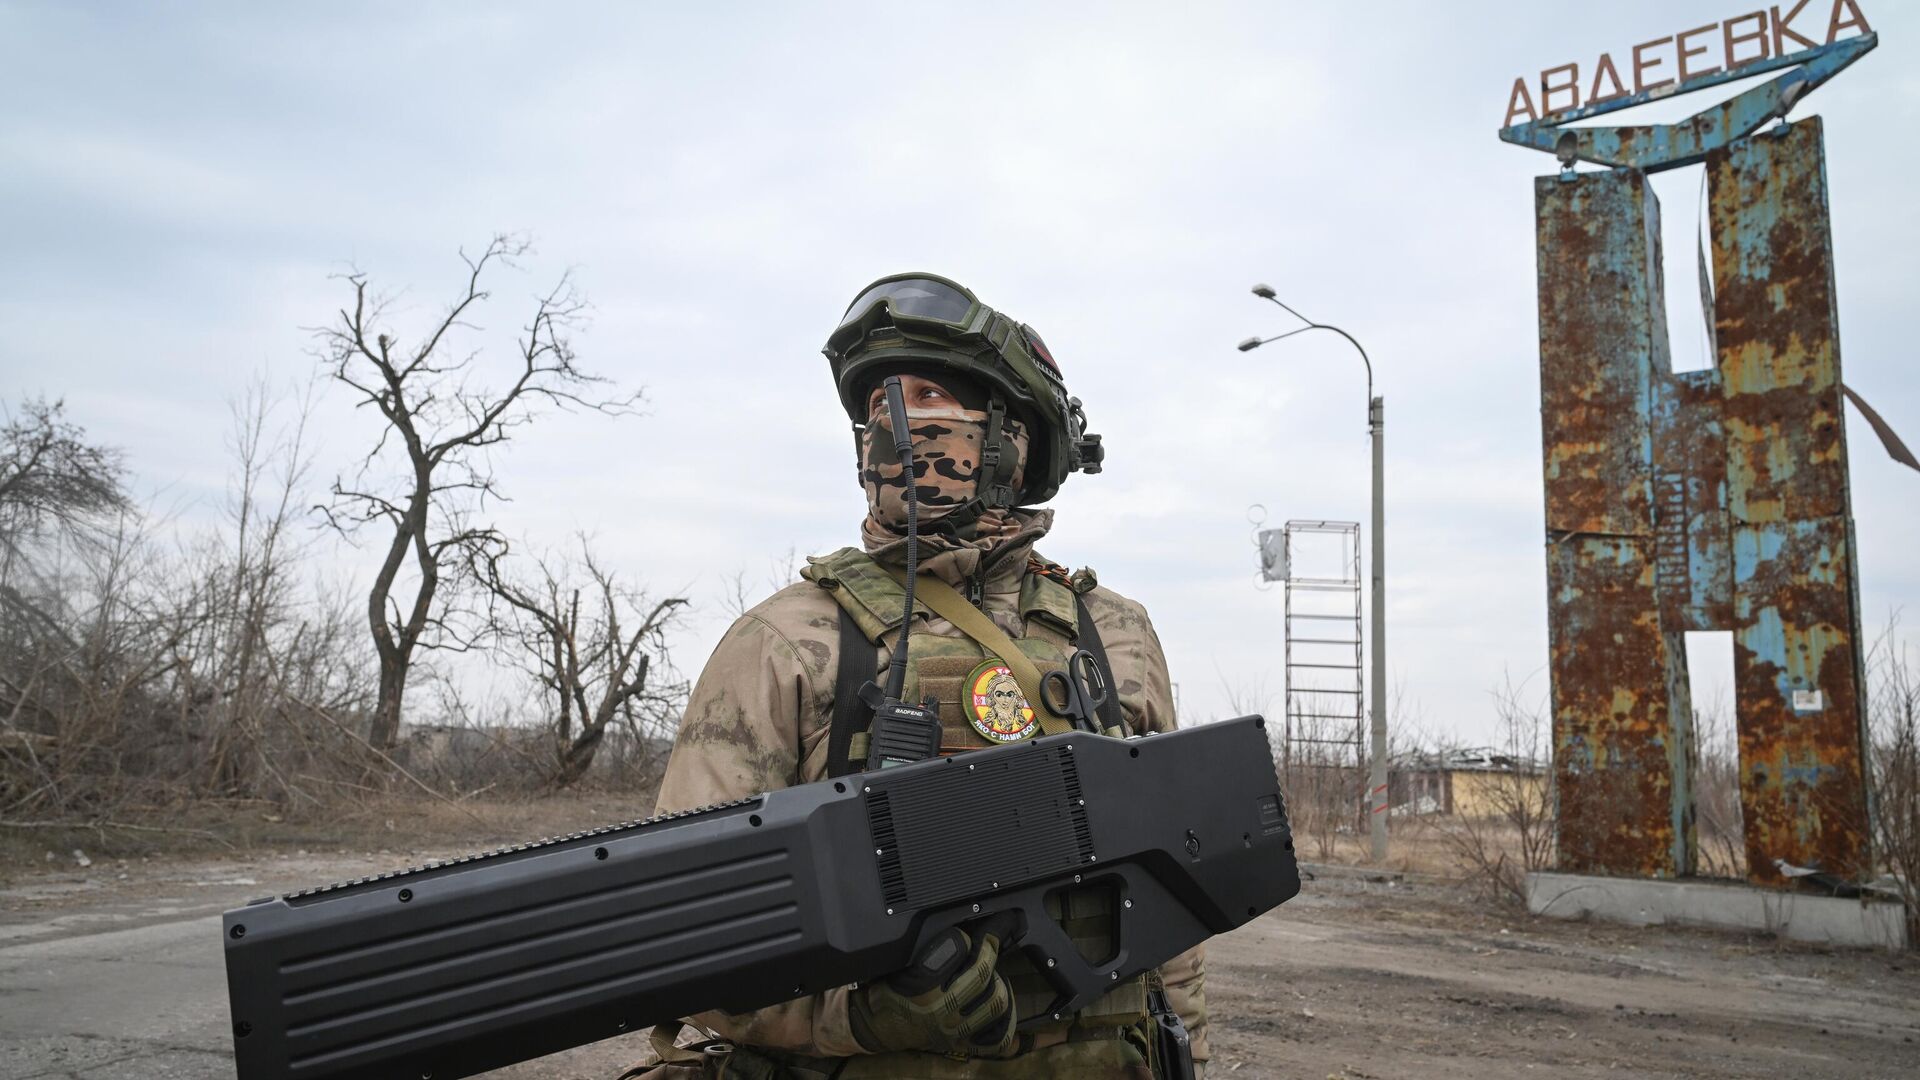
[3,1,1914,744]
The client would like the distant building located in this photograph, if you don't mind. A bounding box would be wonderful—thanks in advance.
[1391,747,1546,817]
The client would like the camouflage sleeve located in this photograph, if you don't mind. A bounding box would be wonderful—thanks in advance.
[652,606,866,1058]
[1084,586,1211,1061]
[1080,585,1176,736]
[1160,943,1210,1064]
[655,612,809,810]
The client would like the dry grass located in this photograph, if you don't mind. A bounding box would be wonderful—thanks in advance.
[2,380,688,831]
[0,787,664,881]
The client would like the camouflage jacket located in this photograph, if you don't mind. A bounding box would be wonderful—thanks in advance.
[652,511,1207,1075]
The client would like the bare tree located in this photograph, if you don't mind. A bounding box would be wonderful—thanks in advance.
[474,537,686,788]
[315,236,639,748]
[0,398,129,547]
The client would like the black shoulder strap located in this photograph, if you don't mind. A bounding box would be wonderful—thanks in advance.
[828,608,879,777]
[1074,595,1129,736]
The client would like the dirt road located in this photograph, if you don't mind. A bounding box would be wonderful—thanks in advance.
[2,850,1914,1079]
[1205,867,1917,1079]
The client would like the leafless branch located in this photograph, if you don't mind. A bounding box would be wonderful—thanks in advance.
[471,534,686,788]
[0,398,130,546]
[312,236,642,748]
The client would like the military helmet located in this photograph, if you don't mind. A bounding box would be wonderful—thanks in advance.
[822,273,1103,510]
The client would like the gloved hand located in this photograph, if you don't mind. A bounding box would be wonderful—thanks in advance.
[848,914,1020,1058]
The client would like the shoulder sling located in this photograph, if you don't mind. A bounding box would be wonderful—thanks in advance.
[827,583,1129,776]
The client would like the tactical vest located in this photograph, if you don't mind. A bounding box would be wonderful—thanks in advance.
[795,548,1154,1076]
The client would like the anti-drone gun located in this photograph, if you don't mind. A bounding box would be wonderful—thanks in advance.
[221,378,1301,1079]
[222,716,1298,1079]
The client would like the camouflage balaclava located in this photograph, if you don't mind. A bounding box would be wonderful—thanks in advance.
[858,398,1031,553]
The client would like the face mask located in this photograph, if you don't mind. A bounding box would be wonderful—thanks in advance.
[860,405,1028,530]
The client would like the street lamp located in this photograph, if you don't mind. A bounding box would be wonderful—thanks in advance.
[1240,284,1389,863]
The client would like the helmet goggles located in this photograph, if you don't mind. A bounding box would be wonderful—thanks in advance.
[835,277,975,331]
[825,274,1064,383]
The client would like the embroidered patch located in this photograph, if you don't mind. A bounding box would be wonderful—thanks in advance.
[965,657,1036,743]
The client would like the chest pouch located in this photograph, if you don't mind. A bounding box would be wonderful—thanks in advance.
[810,550,1127,773]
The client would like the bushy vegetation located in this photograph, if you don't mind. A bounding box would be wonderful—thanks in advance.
[1,244,685,830]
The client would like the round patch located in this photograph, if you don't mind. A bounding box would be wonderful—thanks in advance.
[965,658,1037,743]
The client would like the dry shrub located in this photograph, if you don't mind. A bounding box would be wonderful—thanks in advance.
[1,379,691,836]
[1280,709,1363,861]
[1227,680,1360,861]
[412,680,677,799]
[1867,618,1920,940]
[1422,677,1555,904]
[1,388,379,821]
[1691,696,1747,878]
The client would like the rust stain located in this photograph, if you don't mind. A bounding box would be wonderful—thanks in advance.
[1713,122,1871,885]
[1537,168,1688,877]
[1536,171,1659,540]
[1534,117,1871,887]
[1713,120,1847,525]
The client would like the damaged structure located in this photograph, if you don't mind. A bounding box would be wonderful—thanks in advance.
[1502,33,1894,888]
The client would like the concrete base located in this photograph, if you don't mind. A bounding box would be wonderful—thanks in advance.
[1526,871,1909,950]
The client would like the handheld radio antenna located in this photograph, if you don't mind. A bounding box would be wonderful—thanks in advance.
[859,375,943,769]
[883,376,917,702]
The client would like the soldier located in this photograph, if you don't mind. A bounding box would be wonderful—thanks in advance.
[643,274,1207,1079]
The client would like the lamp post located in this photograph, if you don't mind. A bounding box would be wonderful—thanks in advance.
[1239,286,1388,862]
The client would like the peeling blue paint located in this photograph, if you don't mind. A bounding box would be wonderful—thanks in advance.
[1520,39,1875,886]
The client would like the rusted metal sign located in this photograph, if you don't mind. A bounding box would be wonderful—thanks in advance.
[1502,2,1874,128]
[1509,34,1880,885]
